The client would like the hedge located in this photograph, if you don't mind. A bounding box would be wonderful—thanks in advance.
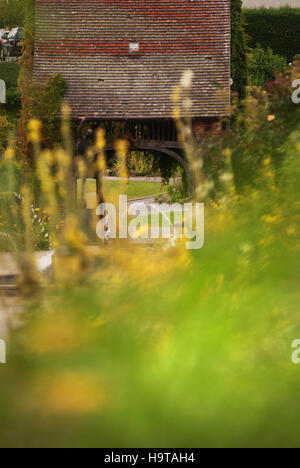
[244,7,300,62]
[0,63,19,90]
[0,63,21,116]
[232,0,248,100]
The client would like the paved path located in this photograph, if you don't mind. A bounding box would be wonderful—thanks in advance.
[0,252,54,337]
[103,176,163,182]
[87,176,179,183]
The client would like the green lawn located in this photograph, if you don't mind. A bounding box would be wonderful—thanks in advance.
[79,179,169,201]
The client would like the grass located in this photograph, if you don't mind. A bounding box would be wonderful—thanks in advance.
[1,170,299,447]
[0,61,299,448]
[0,144,299,448]
[79,179,169,201]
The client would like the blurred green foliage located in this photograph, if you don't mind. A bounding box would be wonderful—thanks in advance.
[0,115,13,151]
[24,74,67,147]
[0,17,299,449]
[0,62,299,448]
[202,60,300,195]
[0,141,299,447]
[248,46,287,87]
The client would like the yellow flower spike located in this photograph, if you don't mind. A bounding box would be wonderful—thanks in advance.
[171,86,181,103]
[172,106,181,120]
[183,98,193,110]
[29,130,40,143]
[27,119,42,132]
[43,150,54,167]
[180,69,194,89]
[64,213,88,251]
[263,157,271,166]
[96,153,106,172]
[114,139,129,156]
[223,148,232,159]
[77,157,87,179]
[95,128,106,150]
[286,227,296,236]
[86,148,95,163]
[4,148,15,161]
[131,224,149,239]
[61,101,71,119]
[33,371,107,415]
[262,214,282,225]
[56,148,70,168]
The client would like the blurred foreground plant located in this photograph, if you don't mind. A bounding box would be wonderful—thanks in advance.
[0,65,299,447]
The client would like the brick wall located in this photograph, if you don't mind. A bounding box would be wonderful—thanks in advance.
[34,0,231,119]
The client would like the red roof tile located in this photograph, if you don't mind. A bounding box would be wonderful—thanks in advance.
[34,0,231,119]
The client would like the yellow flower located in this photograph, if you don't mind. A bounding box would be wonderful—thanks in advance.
[172,106,181,120]
[28,130,40,143]
[131,224,149,239]
[223,148,232,159]
[4,148,14,160]
[180,69,194,89]
[267,115,275,122]
[171,86,181,103]
[286,227,296,236]
[33,371,108,415]
[262,214,281,225]
[27,119,42,132]
[77,157,87,178]
[114,139,129,156]
[263,157,271,166]
[95,128,106,150]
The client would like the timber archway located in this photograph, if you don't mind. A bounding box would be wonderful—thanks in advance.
[76,119,194,197]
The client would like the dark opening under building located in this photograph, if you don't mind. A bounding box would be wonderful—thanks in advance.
[34,0,231,180]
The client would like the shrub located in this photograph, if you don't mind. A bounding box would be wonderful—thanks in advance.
[0,63,19,89]
[198,60,300,193]
[0,63,21,119]
[248,46,287,86]
[25,74,67,146]
[6,87,21,109]
[0,115,13,152]
[0,159,22,191]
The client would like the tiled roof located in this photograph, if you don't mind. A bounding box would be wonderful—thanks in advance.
[34,0,231,119]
